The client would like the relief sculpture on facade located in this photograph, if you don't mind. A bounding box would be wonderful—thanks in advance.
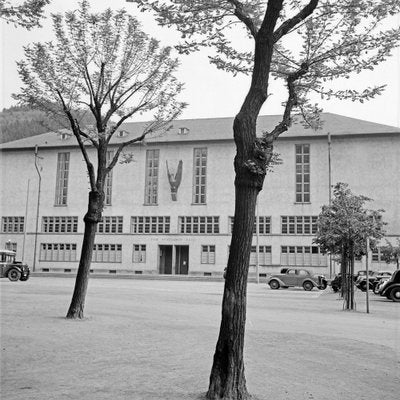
[166,160,183,201]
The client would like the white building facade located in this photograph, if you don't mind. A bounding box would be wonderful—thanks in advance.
[1,113,399,277]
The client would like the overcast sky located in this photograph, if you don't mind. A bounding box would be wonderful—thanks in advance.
[1,0,399,127]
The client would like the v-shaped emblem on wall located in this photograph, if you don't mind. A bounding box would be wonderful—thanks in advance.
[166,160,183,201]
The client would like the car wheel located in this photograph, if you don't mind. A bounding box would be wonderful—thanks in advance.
[20,276,29,281]
[269,280,280,290]
[303,281,314,291]
[389,287,400,302]
[8,269,21,282]
[359,282,367,291]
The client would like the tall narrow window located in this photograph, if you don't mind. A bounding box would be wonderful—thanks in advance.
[193,148,207,204]
[105,150,113,206]
[295,144,310,203]
[55,152,70,206]
[144,149,159,205]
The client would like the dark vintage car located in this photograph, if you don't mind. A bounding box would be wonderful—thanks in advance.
[380,269,400,302]
[355,270,393,291]
[266,268,327,291]
[331,273,342,292]
[0,250,30,282]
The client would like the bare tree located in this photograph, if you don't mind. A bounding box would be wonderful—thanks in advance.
[14,0,185,319]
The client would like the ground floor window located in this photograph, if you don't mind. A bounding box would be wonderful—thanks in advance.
[4,241,17,253]
[201,245,215,264]
[372,247,385,262]
[133,244,146,263]
[40,243,77,262]
[281,245,326,267]
[250,245,272,265]
[92,244,122,263]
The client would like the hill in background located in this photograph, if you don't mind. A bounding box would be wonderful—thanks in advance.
[0,105,94,143]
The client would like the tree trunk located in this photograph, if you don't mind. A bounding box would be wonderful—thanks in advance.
[340,246,347,298]
[66,190,103,319]
[349,245,355,310]
[207,185,258,400]
[207,112,264,399]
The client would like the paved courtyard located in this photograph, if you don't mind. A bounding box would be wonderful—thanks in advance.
[1,277,399,400]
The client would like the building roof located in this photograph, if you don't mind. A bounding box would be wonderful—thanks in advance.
[1,112,399,150]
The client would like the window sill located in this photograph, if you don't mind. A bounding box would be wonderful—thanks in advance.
[54,204,68,207]
[143,203,158,206]
[294,202,311,205]
[191,203,207,206]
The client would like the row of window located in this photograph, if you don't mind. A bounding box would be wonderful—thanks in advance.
[2,215,319,235]
[52,144,311,206]
[6,240,392,266]
[38,242,324,266]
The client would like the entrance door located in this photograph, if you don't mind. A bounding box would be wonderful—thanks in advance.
[175,245,189,275]
[159,245,172,274]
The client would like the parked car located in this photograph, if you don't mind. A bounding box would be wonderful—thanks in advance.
[331,273,342,292]
[374,277,391,295]
[0,249,30,281]
[380,269,400,302]
[371,271,393,294]
[355,270,378,291]
[267,268,327,291]
[356,270,393,292]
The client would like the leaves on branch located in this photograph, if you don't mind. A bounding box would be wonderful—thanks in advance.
[314,182,386,258]
[0,0,49,29]
[14,0,185,191]
[129,0,400,134]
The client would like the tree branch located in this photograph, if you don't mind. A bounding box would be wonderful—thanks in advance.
[273,0,319,42]
[227,0,258,38]
[266,62,309,141]
[56,89,96,190]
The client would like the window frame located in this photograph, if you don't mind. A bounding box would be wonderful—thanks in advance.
[295,144,310,203]
[179,216,219,234]
[1,216,25,233]
[131,216,170,234]
[144,149,160,205]
[133,244,146,263]
[55,152,70,206]
[192,147,207,204]
[201,245,216,264]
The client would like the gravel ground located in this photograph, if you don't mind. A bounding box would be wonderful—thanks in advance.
[1,277,399,400]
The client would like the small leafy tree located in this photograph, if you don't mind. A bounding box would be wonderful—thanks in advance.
[314,183,385,309]
[126,1,400,398]
[14,0,185,319]
[381,239,400,270]
[0,0,49,29]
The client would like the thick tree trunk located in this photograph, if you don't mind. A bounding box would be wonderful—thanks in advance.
[66,190,103,319]
[207,113,264,399]
[207,185,258,400]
